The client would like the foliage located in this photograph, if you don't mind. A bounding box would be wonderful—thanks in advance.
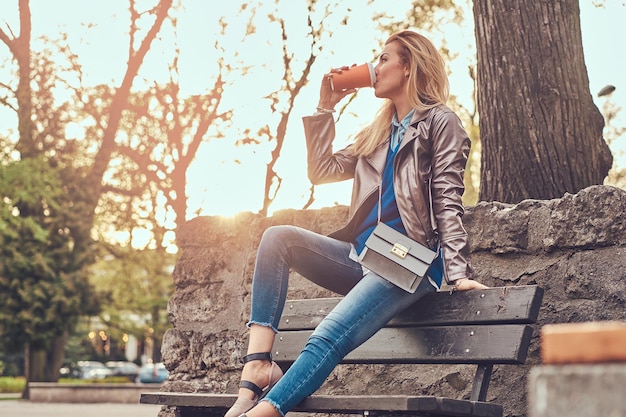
[0,353,23,377]
[61,320,106,364]
[0,157,99,354]
[0,376,26,393]
[600,95,626,189]
[88,246,174,362]
[0,0,174,381]
[57,376,133,384]
[381,0,465,33]
[91,248,172,319]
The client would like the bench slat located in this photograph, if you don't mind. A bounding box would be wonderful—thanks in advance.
[274,324,533,364]
[140,392,502,417]
[279,285,543,330]
[295,395,501,416]
[294,394,438,414]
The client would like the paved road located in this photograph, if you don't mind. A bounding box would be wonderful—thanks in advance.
[0,399,162,417]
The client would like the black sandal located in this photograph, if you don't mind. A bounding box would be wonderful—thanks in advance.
[224,352,283,417]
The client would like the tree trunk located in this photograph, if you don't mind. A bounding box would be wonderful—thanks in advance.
[22,343,30,399]
[474,0,612,203]
[46,334,68,381]
[27,333,68,382]
[29,348,46,382]
[0,0,37,158]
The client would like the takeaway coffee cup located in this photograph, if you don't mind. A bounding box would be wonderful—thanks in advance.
[330,63,376,91]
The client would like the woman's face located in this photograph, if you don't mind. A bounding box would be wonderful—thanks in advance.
[373,41,409,100]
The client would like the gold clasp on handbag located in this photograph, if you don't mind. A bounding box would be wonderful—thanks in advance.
[391,242,409,259]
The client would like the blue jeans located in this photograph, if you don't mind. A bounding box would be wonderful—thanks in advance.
[248,225,437,416]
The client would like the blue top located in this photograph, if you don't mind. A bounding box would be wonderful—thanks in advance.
[353,110,443,286]
[353,110,413,255]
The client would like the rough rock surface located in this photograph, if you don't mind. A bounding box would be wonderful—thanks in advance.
[157,185,626,417]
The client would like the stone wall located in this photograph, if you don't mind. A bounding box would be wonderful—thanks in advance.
[159,185,626,417]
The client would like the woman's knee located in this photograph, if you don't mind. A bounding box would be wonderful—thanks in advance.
[257,226,300,262]
[259,225,306,252]
[261,225,297,243]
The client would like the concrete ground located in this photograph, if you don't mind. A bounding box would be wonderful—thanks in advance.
[0,397,162,417]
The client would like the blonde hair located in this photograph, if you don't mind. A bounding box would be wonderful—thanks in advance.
[351,31,450,156]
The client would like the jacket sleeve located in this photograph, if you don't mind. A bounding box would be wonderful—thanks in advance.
[302,112,358,185]
[429,108,473,283]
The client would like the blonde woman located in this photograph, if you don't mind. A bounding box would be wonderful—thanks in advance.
[225,30,487,417]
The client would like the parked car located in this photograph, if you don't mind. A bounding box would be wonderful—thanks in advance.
[137,362,169,383]
[75,360,114,379]
[105,361,141,381]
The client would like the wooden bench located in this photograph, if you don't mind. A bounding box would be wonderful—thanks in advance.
[141,285,543,417]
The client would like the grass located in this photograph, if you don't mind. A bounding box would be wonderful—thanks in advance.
[58,376,133,384]
[0,376,26,393]
[0,375,131,394]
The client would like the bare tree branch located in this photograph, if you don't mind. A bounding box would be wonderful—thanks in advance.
[89,0,173,196]
[260,1,326,216]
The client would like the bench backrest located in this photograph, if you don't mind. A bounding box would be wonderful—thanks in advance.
[272,285,543,366]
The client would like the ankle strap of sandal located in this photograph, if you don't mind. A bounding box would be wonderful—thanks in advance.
[242,352,272,364]
[239,380,264,397]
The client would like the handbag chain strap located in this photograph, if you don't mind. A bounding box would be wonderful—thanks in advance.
[377,184,382,223]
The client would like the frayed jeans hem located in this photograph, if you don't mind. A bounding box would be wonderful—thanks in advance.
[246,320,279,334]
[260,398,285,417]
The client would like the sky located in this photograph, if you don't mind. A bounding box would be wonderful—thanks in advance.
[1,0,625,219]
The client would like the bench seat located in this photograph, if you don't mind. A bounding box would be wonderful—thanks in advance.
[140,285,543,417]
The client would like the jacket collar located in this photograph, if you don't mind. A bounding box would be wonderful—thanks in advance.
[409,107,431,128]
[396,108,432,152]
[367,106,434,172]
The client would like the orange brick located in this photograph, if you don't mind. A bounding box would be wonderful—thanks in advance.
[541,321,626,364]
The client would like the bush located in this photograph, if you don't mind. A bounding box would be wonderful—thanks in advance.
[0,377,26,393]
[58,376,132,384]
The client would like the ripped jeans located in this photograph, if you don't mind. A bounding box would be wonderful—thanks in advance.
[248,225,437,416]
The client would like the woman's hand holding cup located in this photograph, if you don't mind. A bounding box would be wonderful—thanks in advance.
[317,66,357,112]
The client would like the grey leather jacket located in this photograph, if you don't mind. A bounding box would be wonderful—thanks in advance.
[302,105,472,283]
